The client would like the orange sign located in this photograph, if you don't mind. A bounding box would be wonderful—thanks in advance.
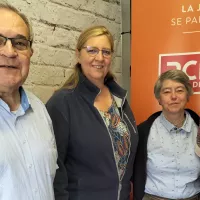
[131,0,200,124]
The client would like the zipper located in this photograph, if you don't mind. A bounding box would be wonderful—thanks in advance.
[94,92,129,200]
[123,113,137,134]
[116,116,131,200]
[96,109,122,200]
[117,183,122,200]
[120,93,127,121]
[104,118,122,200]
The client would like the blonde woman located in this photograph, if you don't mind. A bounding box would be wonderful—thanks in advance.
[46,25,138,200]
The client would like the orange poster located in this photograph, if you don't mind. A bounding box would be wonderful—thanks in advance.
[131,0,200,124]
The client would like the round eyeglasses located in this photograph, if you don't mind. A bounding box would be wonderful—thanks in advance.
[82,46,113,58]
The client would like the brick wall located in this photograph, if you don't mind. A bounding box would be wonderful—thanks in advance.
[7,0,122,102]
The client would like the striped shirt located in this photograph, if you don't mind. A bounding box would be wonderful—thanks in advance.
[0,88,58,200]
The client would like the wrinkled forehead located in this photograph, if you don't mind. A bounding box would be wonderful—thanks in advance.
[0,8,29,38]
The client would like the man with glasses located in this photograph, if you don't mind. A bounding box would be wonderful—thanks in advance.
[0,2,57,200]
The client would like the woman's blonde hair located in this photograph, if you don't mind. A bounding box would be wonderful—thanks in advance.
[61,25,115,89]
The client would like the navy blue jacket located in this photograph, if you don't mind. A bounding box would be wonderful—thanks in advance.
[46,73,138,200]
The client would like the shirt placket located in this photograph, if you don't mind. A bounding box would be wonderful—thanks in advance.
[15,118,40,199]
[173,129,182,197]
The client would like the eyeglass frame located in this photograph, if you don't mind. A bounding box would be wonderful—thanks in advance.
[81,46,113,58]
[0,34,32,51]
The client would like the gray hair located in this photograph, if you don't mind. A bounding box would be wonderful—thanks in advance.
[0,1,33,43]
[154,69,193,99]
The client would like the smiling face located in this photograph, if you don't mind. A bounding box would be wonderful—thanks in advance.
[0,8,33,93]
[158,79,188,116]
[77,35,112,86]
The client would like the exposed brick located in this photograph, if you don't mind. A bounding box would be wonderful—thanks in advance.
[80,0,121,23]
[25,64,66,86]
[49,0,84,9]
[114,73,122,86]
[114,39,122,56]
[33,21,79,50]
[112,56,122,73]
[49,0,121,23]
[7,0,122,103]
[24,85,58,103]
[32,44,75,67]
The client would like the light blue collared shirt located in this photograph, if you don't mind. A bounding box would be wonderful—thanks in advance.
[0,88,57,200]
[145,111,200,199]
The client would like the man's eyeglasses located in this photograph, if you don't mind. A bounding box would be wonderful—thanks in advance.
[82,46,113,58]
[0,35,32,51]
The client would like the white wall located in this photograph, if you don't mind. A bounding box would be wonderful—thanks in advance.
[7,0,122,102]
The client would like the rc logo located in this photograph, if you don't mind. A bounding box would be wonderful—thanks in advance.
[159,52,200,94]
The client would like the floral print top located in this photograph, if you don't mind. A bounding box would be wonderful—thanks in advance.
[98,97,131,181]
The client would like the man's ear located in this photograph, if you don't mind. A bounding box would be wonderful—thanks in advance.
[30,48,34,57]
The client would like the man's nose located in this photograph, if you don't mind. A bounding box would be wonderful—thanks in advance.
[0,40,17,58]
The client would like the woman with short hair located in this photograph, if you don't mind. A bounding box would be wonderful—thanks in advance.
[133,69,200,200]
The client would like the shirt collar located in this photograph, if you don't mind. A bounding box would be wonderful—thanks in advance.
[0,87,31,113]
[160,111,193,133]
[19,87,31,112]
